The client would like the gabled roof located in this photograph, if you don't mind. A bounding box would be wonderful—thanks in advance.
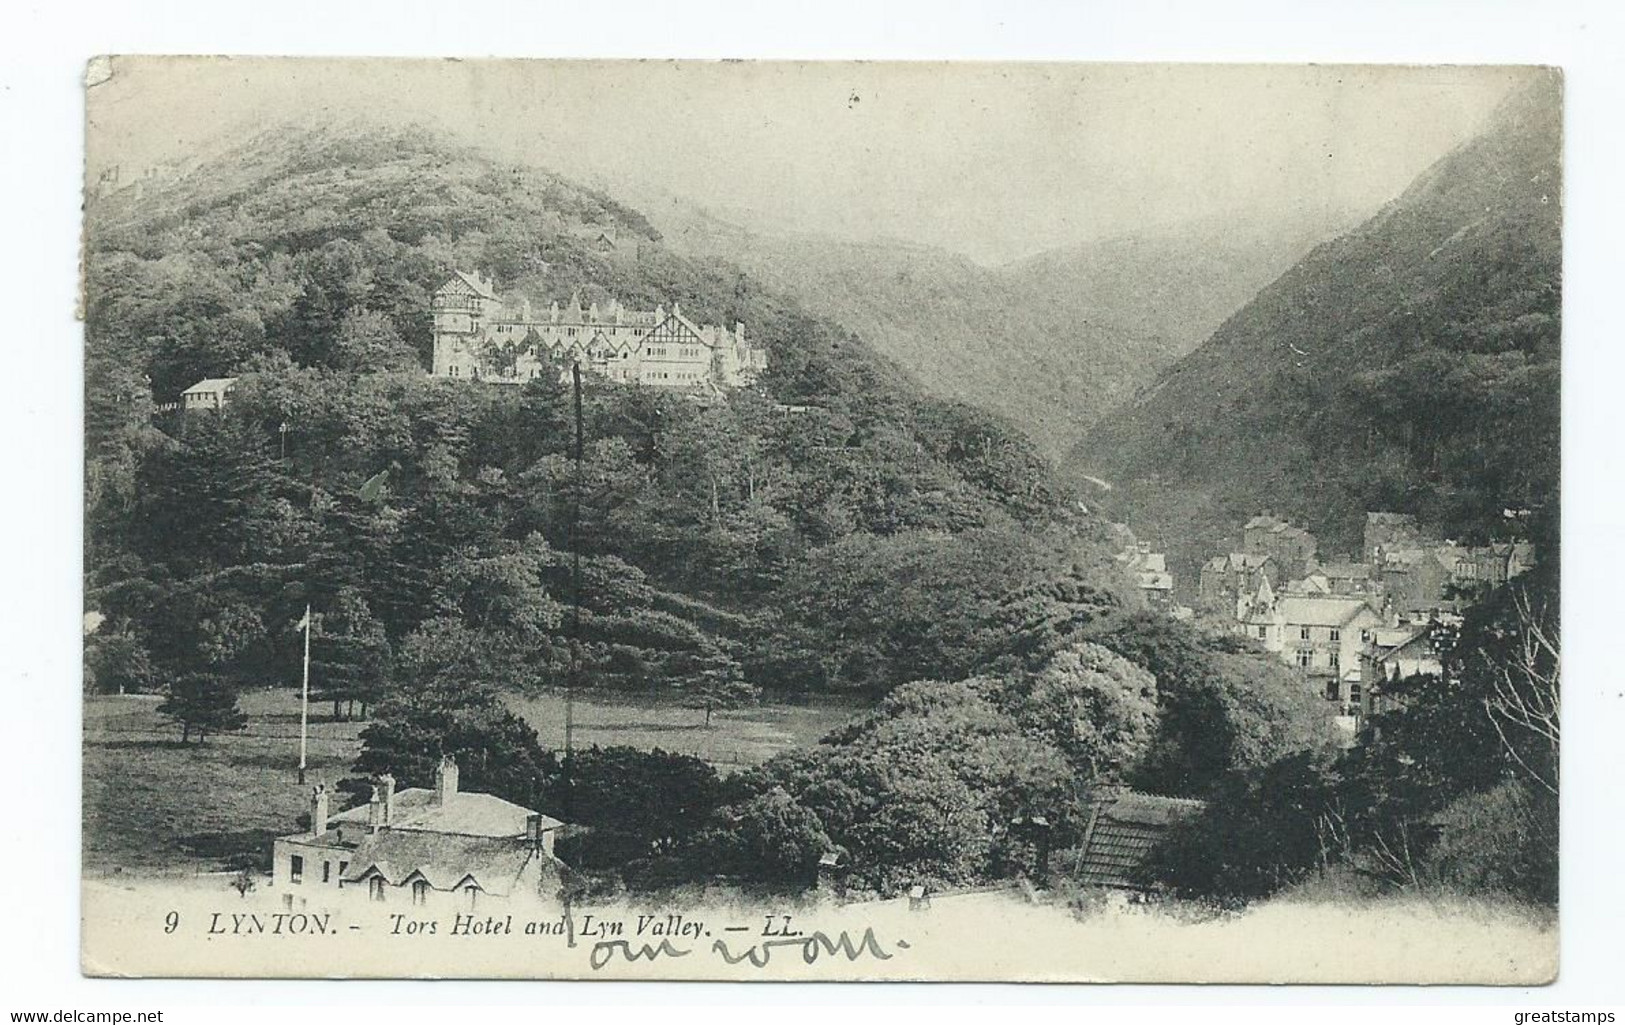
[1287,574,1331,595]
[183,377,238,394]
[1117,548,1167,574]
[441,270,499,301]
[1380,547,1434,570]
[328,787,560,838]
[643,308,716,347]
[1369,623,1442,663]
[1276,595,1380,628]
[339,830,544,896]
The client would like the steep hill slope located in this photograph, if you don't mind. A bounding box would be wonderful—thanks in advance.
[638,195,1338,459]
[84,123,909,408]
[84,122,1146,701]
[1072,72,1561,577]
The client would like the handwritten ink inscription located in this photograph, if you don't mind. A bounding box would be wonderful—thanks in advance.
[170,904,910,973]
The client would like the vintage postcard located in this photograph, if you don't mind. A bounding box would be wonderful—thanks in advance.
[81,56,1561,982]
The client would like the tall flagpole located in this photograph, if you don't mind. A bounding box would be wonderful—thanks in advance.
[298,603,311,785]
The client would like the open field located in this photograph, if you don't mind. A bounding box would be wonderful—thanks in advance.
[82,692,366,876]
[82,688,863,876]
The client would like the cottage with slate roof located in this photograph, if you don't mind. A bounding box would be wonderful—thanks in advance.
[271,756,566,909]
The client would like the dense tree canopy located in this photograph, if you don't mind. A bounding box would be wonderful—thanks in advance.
[82,120,1446,906]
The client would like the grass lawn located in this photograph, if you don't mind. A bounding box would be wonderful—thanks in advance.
[502,689,862,767]
[82,687,863,876]
[82,690,364,877]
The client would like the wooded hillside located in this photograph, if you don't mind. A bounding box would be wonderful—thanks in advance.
[1073,73,1561,572]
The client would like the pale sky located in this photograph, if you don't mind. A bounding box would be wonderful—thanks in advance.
[86,58,1537,264]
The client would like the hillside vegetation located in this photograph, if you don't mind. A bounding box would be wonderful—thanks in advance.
[81,112,1557,910]
[643,195,1336,459]
[1073,73,1561,570]
[86,123,1141,710]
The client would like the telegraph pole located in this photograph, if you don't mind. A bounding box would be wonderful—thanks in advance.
[298,603,311,784]
[566,363,583,784]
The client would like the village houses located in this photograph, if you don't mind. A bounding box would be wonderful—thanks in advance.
[271,756,566,908]
[1241,513,1318,580]
[1364,510,1533,616]
[1117,542,1178,611]
[1235,576,1386,720]
[1209,509,1530,728]
[1198,551,1277,613]
[1357,620,1451,719]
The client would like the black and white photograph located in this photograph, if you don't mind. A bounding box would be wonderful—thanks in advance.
[74,55,1566,983]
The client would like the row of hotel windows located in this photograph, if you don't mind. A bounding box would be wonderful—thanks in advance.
[1256,625,1376,644]
[448,357,705,380]
[494,324,649,338]
[643,370,706,382]
[289,854,479,908]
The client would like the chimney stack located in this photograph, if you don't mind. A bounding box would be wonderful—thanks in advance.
[310,784,329,837]
[366,794,383,834]
[379,774,396,826]
[435,755,460,807]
